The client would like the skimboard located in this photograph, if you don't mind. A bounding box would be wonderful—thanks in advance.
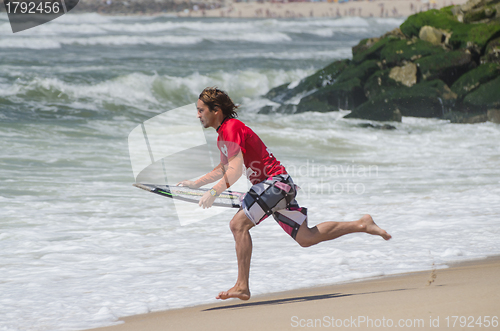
[133,183,243,208]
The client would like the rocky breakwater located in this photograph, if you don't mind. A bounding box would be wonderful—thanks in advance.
[261,0,500,124]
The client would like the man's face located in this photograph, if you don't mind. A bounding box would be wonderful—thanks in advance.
[197,99,216,129]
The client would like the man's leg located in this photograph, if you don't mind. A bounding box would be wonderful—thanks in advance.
[295,214,391,248]
[216,209,255,300]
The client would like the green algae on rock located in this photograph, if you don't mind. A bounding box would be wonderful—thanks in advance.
[463,75,500,111]
[346,79,457,120]
[260,0,500,123]
[451,62,500,99]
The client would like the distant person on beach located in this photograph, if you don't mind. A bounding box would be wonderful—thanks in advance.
[178,87,392,301]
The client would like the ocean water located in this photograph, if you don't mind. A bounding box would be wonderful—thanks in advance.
[1,13,499,331]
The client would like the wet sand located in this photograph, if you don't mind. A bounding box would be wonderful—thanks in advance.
[88,256,500,331]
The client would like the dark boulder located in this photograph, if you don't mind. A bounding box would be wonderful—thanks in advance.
[452,22,500,53]
[296,77,365,113]
[258,104,298,114]
[380,38,446,66]
[264,83,290,104]
[352,37,380,58]
[351,29,406,59]
[364,69,402,99]
[346,80,457,121]
[400,8,457,38]
[357,123,397,130]
[462,75,500,111]
[488,109,500,123]
[292,60,381,113]
[415,49,475,85]
[344,97,402,122]
[262,60,379,114]
[482,37,500,63]
[335,60,381,84]
[451,62,500,99]
[463,5,497,23]
[264,60,350,104]
[352,37,397,64]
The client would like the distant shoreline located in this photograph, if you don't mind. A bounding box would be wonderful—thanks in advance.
[177,0,468,19]
[0,0,467,18]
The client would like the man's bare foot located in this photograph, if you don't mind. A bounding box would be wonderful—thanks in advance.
[359,214,392,240]
[216,285,250,301]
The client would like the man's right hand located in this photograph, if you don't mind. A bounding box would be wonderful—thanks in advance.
[176,180,198,189]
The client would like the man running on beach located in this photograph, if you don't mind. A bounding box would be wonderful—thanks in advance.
[178,87,392,301]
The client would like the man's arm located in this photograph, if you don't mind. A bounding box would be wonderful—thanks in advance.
[199,151,244,209]
[211,151,243,195]
[177,163,225,189]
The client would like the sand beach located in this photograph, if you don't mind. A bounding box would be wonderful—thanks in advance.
[88,256,500,331]
[67,0,469,17]
[178,0,469,19]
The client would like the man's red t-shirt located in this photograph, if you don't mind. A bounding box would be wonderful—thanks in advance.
[217,118,287,184]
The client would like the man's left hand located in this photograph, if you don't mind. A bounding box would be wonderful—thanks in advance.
[199,190,216,209]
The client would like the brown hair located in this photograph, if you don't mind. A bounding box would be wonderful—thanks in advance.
[198,87,238,119]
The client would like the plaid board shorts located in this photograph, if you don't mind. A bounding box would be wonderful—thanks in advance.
[241,174,307,240]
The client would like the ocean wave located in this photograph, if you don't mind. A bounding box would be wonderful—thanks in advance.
[0,13,401,37]
[208,31,292,43]
[373,17,406,25]
[0,38,62,49]
[99,20,257,33]
[10,20,256,35]
[64,32,291,45]
[0,35,202,48]
[18,22,106,35]
[318,16,370,27]
[0,21,13,34]
[0,68,314,121]
[0,32,293,49]
[223,48,352,60]
[0,17,296,37]
[154,68,315,103]
[0,14,400,50]
[24,73,158,105]
[299,27,369,37]
[266,16,370,29]
[0,13,112,35]
[0,14,380,40]
[64,34,203,46]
